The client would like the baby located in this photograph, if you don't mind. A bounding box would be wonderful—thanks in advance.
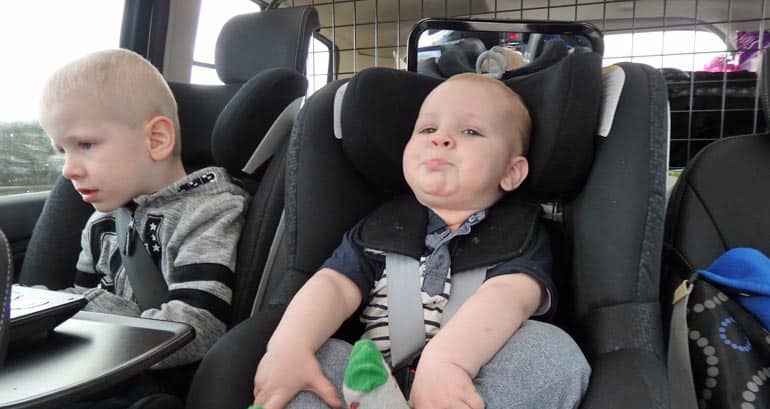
[252,73,589,409]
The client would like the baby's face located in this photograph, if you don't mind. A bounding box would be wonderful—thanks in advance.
[402,79,526,212]
[41,98,154,212]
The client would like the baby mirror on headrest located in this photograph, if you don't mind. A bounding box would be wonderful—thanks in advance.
[410,18,603,81]
[337,46,603,203]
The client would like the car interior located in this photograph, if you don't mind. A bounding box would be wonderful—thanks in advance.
[1,0,769,408]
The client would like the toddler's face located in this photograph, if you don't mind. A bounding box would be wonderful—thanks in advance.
[402,79,526,212]
[41,98,154,212]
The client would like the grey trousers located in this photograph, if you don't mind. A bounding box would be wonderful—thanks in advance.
[287,320,591,409]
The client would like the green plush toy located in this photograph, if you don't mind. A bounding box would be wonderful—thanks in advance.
[342,339,410,409]
[248,340,409,409]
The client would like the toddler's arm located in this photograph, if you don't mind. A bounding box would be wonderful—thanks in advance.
[410,273,542,409]
[253,267,361,409]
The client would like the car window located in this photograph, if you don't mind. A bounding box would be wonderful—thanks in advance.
[0,0,124,196]
[603,30,729,71]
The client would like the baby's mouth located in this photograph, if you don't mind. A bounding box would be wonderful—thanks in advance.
[424,158,450,169]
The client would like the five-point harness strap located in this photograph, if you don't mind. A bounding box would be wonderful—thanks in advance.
[386,252,486,370]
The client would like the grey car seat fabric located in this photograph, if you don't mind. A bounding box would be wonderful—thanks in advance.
[0,228,11,367]
[18,7,318,328]
[186,46,669,409]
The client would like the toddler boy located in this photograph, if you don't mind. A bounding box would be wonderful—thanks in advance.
[39,49,248,372]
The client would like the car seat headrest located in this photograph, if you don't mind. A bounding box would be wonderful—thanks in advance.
[502,39,568,78]
[171,82,241,171]
[435,38,488,77]
[423,38,570,81]
[212,68,307,178]
[215,7,320,83]
[336,50,602,202]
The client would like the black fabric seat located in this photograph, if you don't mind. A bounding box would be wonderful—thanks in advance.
[662,49,770,408]
[18,6,319,328]
[186,43,669,409]
[0,228,11,368]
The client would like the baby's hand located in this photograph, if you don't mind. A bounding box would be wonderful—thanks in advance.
[409,356,484,409]
[252,347,342,409]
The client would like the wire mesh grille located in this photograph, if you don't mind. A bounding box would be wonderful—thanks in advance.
[282,0,770,168]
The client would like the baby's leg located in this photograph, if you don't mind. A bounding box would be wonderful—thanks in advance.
[474,320,590,409]
[285,339,352,409]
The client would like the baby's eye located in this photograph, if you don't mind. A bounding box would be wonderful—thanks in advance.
[78,142,94,150]
[419,127,437,134]
[463,128,482,136]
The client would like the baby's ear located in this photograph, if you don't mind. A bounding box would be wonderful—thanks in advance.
[144,116,176,161]
[500,156,529,192]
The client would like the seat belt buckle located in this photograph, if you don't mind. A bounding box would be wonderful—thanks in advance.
[99,276,115,293]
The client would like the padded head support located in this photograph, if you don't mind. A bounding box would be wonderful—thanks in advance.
[436,38,487,77]
[338,50,602,202]
[212,68,307,177]
[171,83,242,171]
[216,7,320,83]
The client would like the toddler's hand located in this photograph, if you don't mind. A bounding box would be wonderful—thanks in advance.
[252,348,343,409]
[409,356,484,409]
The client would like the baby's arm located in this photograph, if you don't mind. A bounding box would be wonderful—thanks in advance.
[410,273,542,409]
[253,267,361,409]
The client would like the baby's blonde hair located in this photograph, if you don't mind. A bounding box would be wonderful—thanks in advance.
[445,73,532,154]
[40,49,181,156]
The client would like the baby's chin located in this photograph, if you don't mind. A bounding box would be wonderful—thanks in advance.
[413,191,499,213]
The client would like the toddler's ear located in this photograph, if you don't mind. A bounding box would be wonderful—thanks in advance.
[145,116,176,161]
[500,156,529,192]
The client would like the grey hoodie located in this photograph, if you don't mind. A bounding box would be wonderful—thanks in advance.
[73,166,249,368]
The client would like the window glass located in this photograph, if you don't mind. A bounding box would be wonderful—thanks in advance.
[190,0,261,84]
[307,35,331,95]
[0,0,124,196]
[603,30,729,71]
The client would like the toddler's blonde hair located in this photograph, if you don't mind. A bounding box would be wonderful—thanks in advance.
[40,49,181,156]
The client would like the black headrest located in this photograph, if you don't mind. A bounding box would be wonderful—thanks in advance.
[170,68,307,177]
[502,39,568,78]
[337,51,602,202]
[170,82,242,170]
[435,38,487,77]
[212,68,307,177]
[216,7,320,83]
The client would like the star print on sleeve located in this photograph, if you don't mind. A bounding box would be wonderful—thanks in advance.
[143,215,165,268]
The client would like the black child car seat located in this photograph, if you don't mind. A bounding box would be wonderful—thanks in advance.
[186,33,669,409]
